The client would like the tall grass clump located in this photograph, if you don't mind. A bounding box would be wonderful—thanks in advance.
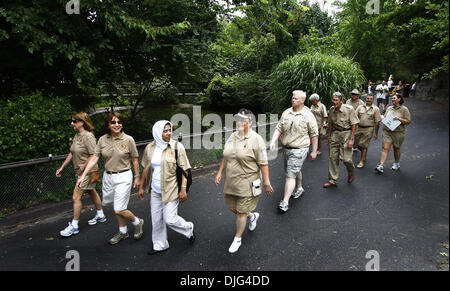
[268,53,366,111]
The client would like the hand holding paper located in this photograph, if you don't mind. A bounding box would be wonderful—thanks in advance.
[381,114,401,131]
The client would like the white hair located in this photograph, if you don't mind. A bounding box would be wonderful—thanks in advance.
[292,90,307,102]
[309,93,320,102]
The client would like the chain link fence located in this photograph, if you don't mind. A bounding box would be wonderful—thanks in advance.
[0,121,277,215]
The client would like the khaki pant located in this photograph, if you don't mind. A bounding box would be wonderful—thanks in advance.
[328,130,354,184]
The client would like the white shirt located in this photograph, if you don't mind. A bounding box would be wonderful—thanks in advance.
[388,80,394,88]
[151,147,164,194]
[375,84,387,99]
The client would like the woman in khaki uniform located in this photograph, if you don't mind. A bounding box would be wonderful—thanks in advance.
[139,120,195,255]
[309,93,328,156]
[215,109,274,254]
[78,112,144,245]
[56,112,105,237]
[375,94,411,173]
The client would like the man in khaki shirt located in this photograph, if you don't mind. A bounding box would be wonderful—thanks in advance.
[346,89,365,110]
[324,92,359,187]
[354,93,381,168]
[270,90,318,212]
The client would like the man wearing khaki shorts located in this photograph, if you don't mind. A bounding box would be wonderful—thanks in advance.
[354,93,381,168]
[270,90,318,212]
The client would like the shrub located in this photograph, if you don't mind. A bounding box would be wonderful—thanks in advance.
[203,73,268,111]
[0,91,74,163]
[268,53,366,111]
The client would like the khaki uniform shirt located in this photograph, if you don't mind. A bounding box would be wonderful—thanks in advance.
[223,130,268,197]
[329,104,359,131]
[346,98,365,110]
[70,131,98,171]
[355,104,382,127]
[276,107,319,148]
[310,102,328,127]
[94,132,139,172]
[141,139,191,204]
[384,105,411,132]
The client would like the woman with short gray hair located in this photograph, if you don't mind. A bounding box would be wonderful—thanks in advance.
[309,93,328,156]
[215,108,274,253]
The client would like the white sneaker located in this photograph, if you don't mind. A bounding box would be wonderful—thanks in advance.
[278,200,289,212]
[291,187,304,199]
[375,165,384,174]
[60,222,79,237]
[228,237,242,253]
[88,214,107,225]
[391,163,401,171]
[248,212,260,231]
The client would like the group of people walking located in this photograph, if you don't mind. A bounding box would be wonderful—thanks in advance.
[56,87,410,254]
[369,75,413,115]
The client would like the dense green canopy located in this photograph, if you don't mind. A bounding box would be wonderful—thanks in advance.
[0,0,448,162]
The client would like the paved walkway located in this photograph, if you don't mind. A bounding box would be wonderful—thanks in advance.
[0,98,448,271]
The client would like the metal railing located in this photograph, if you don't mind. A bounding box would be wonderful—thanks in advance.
[0,121,278,214]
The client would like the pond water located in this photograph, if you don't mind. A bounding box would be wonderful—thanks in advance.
[90,104,277,143]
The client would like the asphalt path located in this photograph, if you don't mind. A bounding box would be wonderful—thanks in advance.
[0,98,448,271]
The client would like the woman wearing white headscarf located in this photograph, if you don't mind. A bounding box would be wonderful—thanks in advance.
[139,120,195,255]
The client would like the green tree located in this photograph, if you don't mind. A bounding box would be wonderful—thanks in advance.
[0,0,221,108]
[334,0,449,82]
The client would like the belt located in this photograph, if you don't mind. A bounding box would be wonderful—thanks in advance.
[105,169,130,175]
[333,127,351,132]
[358,125,373,128]
[283,146,300,150]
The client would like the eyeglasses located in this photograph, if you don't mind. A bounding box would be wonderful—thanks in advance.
[109,120,123,125]
[71,119,81,124]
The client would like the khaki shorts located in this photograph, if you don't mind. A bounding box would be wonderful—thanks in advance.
[355,127,374,149]
[76,174,96,190]
[382,129,406,148]
[225,194,259,214]
[319,127,327,139]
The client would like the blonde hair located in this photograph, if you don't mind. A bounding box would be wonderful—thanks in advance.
[292,90,307,102]
[72,112,94,132]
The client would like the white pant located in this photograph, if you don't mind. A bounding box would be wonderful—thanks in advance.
[150,190,193,251]
[102,170,132,211]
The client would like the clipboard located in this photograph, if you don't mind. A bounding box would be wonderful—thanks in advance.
[381,114,401,131]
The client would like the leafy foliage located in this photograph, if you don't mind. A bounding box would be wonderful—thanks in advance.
[269,53,366,111]
[0,91,73,163]
[334,0,449,81]
[205,72,268,111]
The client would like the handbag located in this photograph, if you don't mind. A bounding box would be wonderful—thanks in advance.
[88,169,100,184]
[250,178,262,197]
[175,142,192,193]
[82,160,101,184]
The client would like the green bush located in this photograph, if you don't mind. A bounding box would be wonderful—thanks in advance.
[0,91,74,163]
[268,53,366,111]
[203,73,268,111]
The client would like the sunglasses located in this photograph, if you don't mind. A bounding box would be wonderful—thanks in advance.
[109,120,123,125]
[71,119,81,124]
